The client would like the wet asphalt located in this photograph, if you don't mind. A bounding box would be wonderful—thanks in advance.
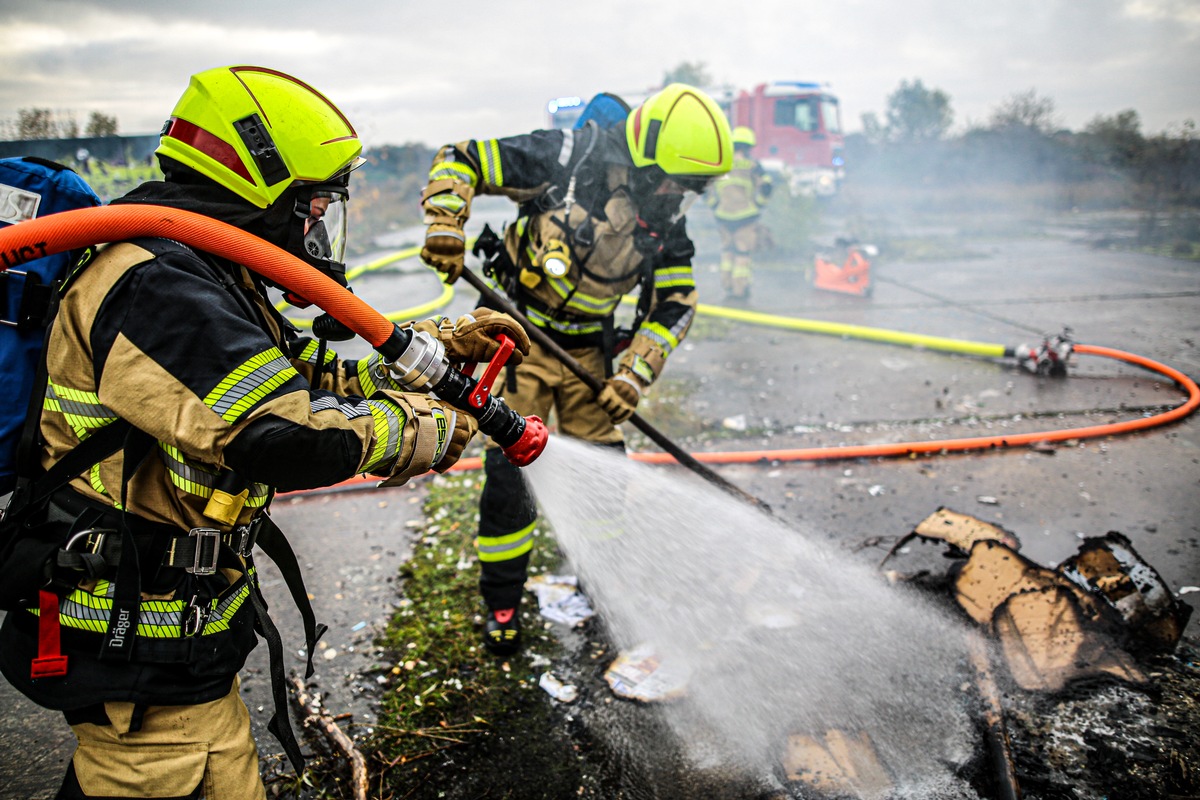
[1,203,1197,797]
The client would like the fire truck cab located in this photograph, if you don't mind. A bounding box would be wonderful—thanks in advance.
[729,82,845,196]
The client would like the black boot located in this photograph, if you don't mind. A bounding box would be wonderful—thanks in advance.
[483,607,522,656]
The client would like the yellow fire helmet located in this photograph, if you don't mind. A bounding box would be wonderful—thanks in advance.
[732,126,757,148]
[156,65,365,208]
[625,83,733,176]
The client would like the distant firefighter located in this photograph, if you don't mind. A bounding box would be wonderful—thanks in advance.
[419,84,733,657]
[709,125,773,300]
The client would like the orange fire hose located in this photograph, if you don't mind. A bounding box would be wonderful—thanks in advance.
[3,206,1194,490]
[290,333,1199,496]
[625,343,1199,465]
[0,204,396,347]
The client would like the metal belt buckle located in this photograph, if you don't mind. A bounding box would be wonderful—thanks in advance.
[64,528,116,554]
[187,528,221,576]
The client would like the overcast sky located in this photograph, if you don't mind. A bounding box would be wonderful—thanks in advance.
[2,0,1198,148]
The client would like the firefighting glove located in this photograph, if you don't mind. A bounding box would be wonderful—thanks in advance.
[421,221,467,283]
[596,368,646,424]
[377,394,479,487]
[407,309,531,366]
[420,178,475,284]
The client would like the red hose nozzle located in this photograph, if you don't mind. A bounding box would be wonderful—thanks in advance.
[502,415,548,466]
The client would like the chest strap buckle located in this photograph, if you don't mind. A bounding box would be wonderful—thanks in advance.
[183,528,221,575]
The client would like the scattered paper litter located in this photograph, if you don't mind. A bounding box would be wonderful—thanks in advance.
[603,642,690,702]
[538,671,579,703]
[526,574,595,626]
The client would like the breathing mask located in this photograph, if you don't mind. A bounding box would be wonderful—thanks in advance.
[288,185,350,286]
[629,166,711,232]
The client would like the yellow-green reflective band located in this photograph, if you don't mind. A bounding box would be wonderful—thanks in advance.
[430,161,477,186]
[715,207,760,222]
[475,523,535,563]
[27,579,252,639]
[639,321,681,355]
[356,353,405,397]
[478,139,503,187]
[202,580,252,635]
[297,339,337,366]
[629,355,656,385]
[654,266,695,290]
[204,348,298,424]
[365,397,405,472]
[87,462,123,509]
[543,275,622,316]
[525,307,604,336]
[159,443,269,508]
[427,194,466,214]
[44,381,118,441]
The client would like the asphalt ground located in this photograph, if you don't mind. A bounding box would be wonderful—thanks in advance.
[1,203,1197,797]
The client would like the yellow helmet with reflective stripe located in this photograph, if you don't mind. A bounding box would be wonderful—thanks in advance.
[732,126,757,148]
[156,66,364,208]
[625,84,733,176]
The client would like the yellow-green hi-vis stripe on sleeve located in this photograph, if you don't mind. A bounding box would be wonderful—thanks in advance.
[44,381,118,441]
[478,139,504,187]
[204,348,298,424]
[430,161,478,186]
[364,397,405,472]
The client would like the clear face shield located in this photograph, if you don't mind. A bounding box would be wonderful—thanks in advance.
[295,189,349,277]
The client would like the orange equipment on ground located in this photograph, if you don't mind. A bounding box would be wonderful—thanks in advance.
[812,241,873,297]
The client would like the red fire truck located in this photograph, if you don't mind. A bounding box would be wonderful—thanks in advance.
[546,81,844,196]
[727,81,845,196]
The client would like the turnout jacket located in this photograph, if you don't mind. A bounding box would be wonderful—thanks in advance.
[710,154,771,223]
[42,239,421,527]
[427,125,698,387]
[0,236,431,710]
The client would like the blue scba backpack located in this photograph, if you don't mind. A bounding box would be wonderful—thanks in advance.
[0,157,102,495]
[574,92,631,130]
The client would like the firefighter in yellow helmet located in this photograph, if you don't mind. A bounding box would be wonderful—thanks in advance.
[420,83,732,656]
[0,66,526,798]
[709,125,773,300]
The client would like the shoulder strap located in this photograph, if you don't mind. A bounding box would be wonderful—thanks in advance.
[5,421,131,528]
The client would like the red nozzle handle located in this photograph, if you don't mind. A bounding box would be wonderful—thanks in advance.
[469,334,516,409]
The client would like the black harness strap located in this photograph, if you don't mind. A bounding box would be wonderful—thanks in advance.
[98,428,154,661]
[254,515,326,678]
[3,420,131,532]
[248,579,305,773]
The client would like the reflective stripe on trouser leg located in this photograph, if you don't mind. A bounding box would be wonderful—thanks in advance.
[477,449,536,609]
[60,677,265,800]
[732,255,753,295]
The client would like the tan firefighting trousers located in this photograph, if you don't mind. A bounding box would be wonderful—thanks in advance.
[67,678,265,799]
[717,219,759,298]
[492,339,624,447]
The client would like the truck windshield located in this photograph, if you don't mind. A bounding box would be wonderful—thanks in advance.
[821,98,842,134]
[773,98,819,132]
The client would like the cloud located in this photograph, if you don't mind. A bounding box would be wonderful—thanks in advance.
[1,0,1197,146]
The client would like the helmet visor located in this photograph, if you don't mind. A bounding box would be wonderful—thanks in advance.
[298,189,349,268]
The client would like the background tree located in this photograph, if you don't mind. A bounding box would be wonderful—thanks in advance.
[662,61,712,88]
[989,89,1058,133]
[16,108,79,139]
[884,79,953,143]
[859,111,887,146]
[17,108,56,139]
[85,111,119,137]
